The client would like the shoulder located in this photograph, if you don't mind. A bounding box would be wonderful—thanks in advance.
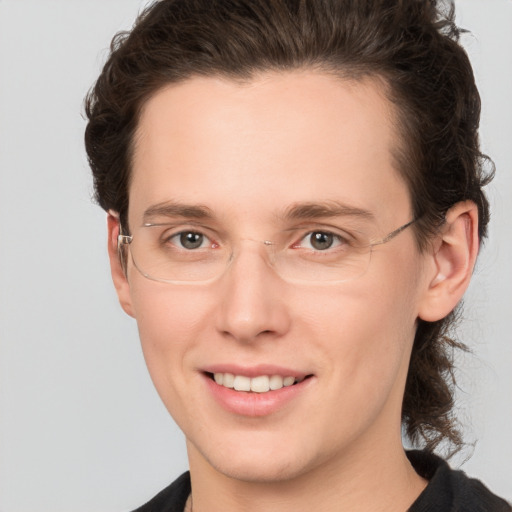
[408,450,511,512]
[130,471,191,512]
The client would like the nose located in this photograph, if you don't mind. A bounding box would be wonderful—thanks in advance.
[215,242,292,343]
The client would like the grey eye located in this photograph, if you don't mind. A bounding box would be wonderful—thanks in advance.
[309,232,334,250]
[179,232,204,249]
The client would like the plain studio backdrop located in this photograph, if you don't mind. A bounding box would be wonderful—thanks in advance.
[0,1,510,510]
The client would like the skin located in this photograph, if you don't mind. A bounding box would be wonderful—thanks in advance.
[108,71,479,511]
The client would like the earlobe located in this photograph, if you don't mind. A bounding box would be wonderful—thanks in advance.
[418,201,479,322]
[107,211,135,318]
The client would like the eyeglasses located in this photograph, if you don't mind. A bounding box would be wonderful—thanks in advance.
[118,219,417,284]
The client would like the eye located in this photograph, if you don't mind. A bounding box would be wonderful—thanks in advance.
[298,231,346,251]
[169,231,211,250]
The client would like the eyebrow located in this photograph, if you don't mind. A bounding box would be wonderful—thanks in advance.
[142,200,213,224]
[141,199,375,225]
[280,201,375,222]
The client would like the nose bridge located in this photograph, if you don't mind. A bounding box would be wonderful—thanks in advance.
[224,237,277,279]
[216,239,291,343]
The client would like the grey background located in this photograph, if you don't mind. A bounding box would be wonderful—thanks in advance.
[0,1,510,510]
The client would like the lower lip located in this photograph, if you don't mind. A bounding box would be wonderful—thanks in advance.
[203,374,313,417]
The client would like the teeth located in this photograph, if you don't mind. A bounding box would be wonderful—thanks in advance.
[251,375,269,393]
[223,373,235,388]
[283,376,295,387]
[213,373,302,393]
[269,375,284,390]
[233,375,251,391]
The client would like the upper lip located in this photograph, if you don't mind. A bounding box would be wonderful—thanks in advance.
[201,364,310,379]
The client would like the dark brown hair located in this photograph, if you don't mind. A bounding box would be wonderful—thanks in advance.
[84,0,493,453]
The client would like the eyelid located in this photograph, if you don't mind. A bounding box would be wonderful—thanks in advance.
[293,230,347,250]
[150,223,220,246]
[145,221,218,235]
[144,221,366,247]
[285,223,359,242]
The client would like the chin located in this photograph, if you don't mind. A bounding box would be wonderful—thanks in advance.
[209,454,308,484]
[190,433,329,484]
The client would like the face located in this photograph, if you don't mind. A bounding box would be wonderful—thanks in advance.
[112,71,433,483]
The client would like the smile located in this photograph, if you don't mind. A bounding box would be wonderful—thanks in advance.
[204,369,314,416]
[211,373,307,393]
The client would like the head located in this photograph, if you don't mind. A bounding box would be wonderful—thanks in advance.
[85,0,492,465]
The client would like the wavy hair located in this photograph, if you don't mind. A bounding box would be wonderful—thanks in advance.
[84,0,493,453]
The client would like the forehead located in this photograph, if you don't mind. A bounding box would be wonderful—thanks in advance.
[130,71,410,229]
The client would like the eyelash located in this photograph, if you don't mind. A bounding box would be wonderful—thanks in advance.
[293,231,349,251]
[159,227,351,252]
[161,230,216,250]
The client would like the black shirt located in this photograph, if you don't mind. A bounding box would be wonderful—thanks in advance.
[132,451,510,512]
[407,450,510,511]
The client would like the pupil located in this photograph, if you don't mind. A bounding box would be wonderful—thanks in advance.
[180,232,203,249]
[311,232,333,250]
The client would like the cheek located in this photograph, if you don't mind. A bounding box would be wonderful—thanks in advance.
[304,285,415,365]
[300,255,421,389]
[128,279,213,380]
[127,280,221,431]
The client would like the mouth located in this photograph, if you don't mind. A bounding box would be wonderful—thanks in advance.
[206,372,313,393]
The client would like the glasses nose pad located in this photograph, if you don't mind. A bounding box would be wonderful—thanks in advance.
[356,247,373,280]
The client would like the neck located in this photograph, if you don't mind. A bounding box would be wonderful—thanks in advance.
[186,436,427,512]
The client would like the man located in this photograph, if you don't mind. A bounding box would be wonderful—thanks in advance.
[84,0,510,510]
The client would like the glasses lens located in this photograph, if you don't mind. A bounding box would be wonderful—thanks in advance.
[273,245,371,283]
[126,225,373,283]
[128,227,226,282]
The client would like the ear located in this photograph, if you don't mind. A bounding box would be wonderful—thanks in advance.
[418,201,480,322]
[107,211,135,318]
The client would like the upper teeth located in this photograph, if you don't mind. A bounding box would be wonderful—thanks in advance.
[213,373,302,393]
